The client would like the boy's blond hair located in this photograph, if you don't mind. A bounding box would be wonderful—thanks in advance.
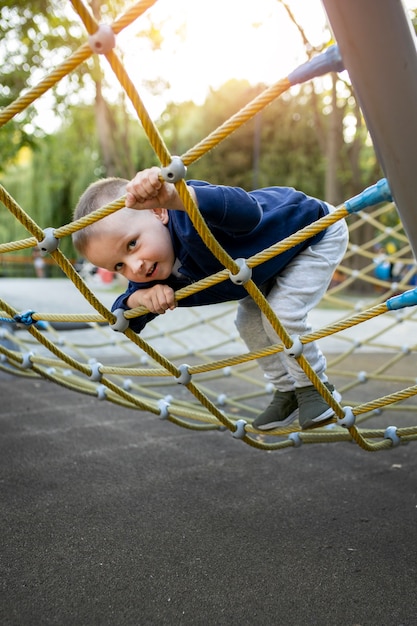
[72,177,128,254]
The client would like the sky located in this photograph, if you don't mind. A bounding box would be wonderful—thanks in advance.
[111,0,417,120]
[114,0,332,118]
[31,0,417,130]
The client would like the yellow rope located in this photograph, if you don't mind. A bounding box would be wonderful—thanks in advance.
[1,0,417,452]
[0,45,92,128]
[181,79,292,166]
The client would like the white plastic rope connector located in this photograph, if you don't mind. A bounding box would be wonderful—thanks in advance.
[96,384,107,400]
[110,308,129,332]
[288,432,302,447]
[284,335,303,358]
[38,228,59,256]
[89,361,103,382]
[232,419,247,439]
[337,406,356,428]
[158,398,170,420]
[217,393,227,406]
[229,258,252,285]
[384,426,401,447]
[88,24,116,54]
[21,351,34,369]
[160,157,187,183]
[176,364,191,385]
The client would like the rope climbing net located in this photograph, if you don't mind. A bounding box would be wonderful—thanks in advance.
[1,0,417,452]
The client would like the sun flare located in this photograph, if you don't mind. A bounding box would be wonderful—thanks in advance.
[116,0,331,118]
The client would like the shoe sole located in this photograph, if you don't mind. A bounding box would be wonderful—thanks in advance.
[253,408,299,431]
[301,415,335,431]
[300,389,342,431]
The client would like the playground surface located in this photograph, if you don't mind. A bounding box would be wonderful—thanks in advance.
[1,279,417,625]
[1,371,417,625]
[1,276,416,355]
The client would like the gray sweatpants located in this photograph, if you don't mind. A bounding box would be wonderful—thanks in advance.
[235,212,349,390]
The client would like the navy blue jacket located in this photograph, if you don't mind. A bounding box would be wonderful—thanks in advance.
[112,181,329,333]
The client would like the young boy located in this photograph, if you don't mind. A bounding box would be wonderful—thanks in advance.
[72,167,348,430]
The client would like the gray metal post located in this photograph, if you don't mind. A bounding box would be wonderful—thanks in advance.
[321,0,417,258]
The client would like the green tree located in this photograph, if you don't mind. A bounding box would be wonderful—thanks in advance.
[1,102,156,258]
[158,80,333,196]
[0,0,82,169]
[0,0,142,177]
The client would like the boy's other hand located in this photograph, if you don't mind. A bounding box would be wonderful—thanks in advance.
[125,166,194,211]
[125,167,178,210]
[127,284,176,315]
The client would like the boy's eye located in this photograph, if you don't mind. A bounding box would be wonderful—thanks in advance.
[128,239,136,250]
[114,262,124,272]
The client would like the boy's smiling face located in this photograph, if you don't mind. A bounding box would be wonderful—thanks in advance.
[84,207,175,283]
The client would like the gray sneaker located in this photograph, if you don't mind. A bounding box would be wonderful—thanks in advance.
[252,390,298,430]
[295,382,341,430]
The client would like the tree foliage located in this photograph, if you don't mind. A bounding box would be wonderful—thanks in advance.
[1,0,405,269]
[0,0,82,169]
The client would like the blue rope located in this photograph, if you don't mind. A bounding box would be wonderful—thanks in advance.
[0,316,14,324]
[0,310,47,329]
[14,310,36,326]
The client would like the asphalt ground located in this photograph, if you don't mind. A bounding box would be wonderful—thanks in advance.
[1,370,417,626]
[1,279,417,625]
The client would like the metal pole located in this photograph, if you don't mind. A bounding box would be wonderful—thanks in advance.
[321,0,417,258]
